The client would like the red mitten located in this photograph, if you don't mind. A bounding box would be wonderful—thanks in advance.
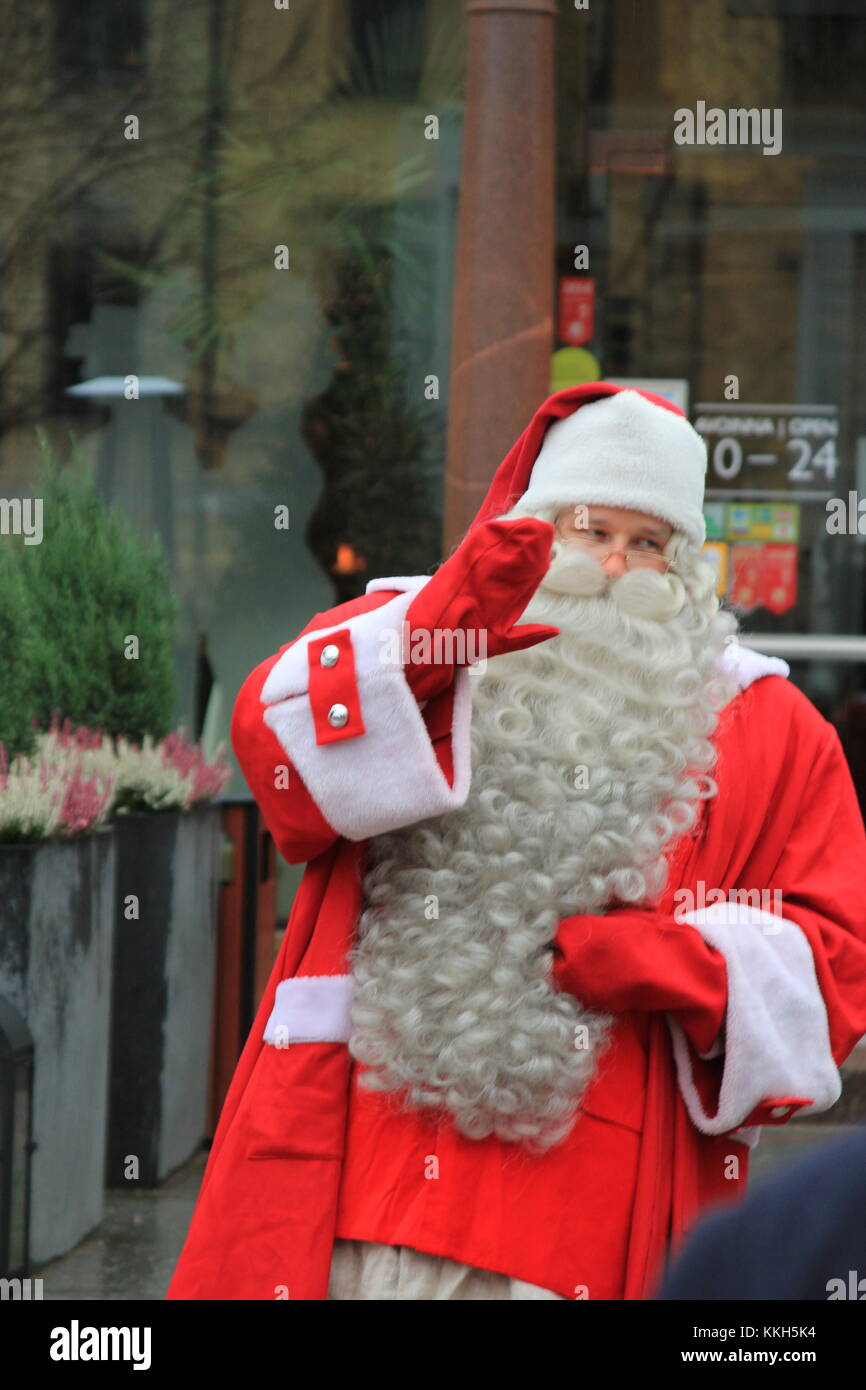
[402,517,561,702]
[551,908,728,1057]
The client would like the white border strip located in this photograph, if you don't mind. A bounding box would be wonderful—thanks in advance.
[263,974,353,1046]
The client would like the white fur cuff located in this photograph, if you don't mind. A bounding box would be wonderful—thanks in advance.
[263,975,353,1045]
[667,901,842,1136]
[260,582,474,841]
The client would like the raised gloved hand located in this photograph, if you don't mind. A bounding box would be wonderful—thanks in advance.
[551,908,729,1058]
[401,517,561,702]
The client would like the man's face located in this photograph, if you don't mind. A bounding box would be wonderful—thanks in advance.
[536,502,685,621]
[554,504,673,578]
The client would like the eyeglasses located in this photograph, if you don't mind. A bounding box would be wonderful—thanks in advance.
[554,522,676,574]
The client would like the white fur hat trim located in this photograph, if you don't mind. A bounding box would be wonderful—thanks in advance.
[519,389,708,548]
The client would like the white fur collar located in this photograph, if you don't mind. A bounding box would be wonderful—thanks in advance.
[718,639,789,690]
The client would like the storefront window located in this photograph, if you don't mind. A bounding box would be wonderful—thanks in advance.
[7,0,866,837]
[2,0,465,829]
[554,0,866,792]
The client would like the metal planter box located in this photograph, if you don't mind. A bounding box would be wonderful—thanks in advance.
[106,804,221,1188]
[0,826,116,1264]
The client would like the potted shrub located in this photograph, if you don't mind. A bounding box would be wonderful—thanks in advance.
[13,431,178,752]
[0,434,227,1264]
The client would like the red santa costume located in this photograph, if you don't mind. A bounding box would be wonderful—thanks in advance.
[166,382,866,1301]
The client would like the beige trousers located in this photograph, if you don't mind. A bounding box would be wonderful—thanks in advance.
[327,1237,565,1300]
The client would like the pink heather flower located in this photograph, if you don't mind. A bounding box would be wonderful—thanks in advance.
[2,716,226,839]
[56,765,114,835]
[157,728,230,806]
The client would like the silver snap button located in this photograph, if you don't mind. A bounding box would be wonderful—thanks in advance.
[327,703,349,728]
[320,644,340,667]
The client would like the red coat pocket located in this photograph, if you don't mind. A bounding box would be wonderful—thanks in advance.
[243,1041,351,1161]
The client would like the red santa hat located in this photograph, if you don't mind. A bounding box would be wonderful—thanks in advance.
[469,382,708,549]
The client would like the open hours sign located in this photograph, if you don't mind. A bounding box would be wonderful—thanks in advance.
[692,403,840,494]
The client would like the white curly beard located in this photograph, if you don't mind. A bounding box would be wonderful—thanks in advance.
[347,509,741,1152]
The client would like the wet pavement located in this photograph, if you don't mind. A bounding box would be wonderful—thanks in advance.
[33,1149,209,1301]
[32,1119,859,1300]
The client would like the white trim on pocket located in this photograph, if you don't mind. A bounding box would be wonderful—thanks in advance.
[263,974,353,1046]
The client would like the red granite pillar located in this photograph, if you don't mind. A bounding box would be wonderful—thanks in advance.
[444,0,557,550]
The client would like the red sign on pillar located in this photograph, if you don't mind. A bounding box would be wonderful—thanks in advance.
[729,544,763,612]
[759,544,798,615]
[728,542,798,615]
[558,277,595,347]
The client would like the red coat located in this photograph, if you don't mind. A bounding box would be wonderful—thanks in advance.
[166,386,866,1301]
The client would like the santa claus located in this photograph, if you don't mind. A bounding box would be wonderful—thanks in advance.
[166,383,866,1301]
